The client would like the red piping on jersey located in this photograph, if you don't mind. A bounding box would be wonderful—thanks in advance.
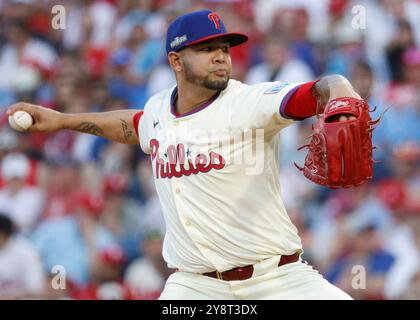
[280,80,319,120]
[170,87,221,118]
[132,110,144,137]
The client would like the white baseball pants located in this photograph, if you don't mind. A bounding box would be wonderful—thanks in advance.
[159,255,352,300]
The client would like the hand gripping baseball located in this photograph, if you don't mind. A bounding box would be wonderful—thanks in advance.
[7,102,63,133]
[294,97,385,189]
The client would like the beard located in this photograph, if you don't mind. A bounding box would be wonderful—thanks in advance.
[183,61,229,91]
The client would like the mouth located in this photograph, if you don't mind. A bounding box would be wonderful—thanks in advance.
[212,69,228,77]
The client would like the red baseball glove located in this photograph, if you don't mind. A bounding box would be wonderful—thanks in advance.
[295,97,383,189]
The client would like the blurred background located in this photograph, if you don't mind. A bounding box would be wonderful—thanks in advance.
[0,0,419,300]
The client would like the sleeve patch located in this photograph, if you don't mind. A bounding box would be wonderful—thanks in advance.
[264,82,290,94]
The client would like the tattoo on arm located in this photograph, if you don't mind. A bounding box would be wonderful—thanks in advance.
[120,119,134,142]
[75,122,104,136]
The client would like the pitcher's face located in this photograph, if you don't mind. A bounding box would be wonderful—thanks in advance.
[178,38,232,91]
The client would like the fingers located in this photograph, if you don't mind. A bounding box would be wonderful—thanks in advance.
[6,102,40,117]
[338,115,356,122]
[7,102,44,132]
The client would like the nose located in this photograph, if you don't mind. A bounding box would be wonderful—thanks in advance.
[213,48,226,64]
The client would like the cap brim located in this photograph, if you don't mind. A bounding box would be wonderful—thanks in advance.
[183,32,248,49]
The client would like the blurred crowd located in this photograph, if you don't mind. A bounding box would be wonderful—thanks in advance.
[0,0,419,300]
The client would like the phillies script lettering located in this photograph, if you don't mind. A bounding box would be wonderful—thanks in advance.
[150,139,225,179]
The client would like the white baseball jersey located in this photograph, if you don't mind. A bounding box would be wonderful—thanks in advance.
[138,79,304,273]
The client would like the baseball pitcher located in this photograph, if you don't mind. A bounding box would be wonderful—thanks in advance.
[7,10,380,299]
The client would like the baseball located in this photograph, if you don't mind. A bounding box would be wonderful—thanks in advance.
[8,110,34,132]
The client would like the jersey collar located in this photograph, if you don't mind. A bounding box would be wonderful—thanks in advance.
[170,87,221,118]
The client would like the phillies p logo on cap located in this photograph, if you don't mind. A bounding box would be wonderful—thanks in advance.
[165,9,248,54]
[208,12,221,29]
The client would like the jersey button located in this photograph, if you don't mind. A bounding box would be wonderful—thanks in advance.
[175,187,181,194]
[185,220,192,226]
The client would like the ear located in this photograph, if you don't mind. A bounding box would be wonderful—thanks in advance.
[168,52,182,72]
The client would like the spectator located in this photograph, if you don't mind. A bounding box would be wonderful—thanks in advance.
[32,189,118,287]
[385,20,416,84]
[350,60,392,180]
[0,152,44,234]
[271,7,319,75]
[41,160,81,220]
[100,173,143,262]
[108,21,164,109]
[326,218,395,300]
[0,213,45,299]
[124,230,173,299]
[246,34,314,84]
[0,20,58,92]
[399,270,420,299]
[325,22,365,78]
[379,47,420,152]
[386,212,420,300]
[380,178,420,299]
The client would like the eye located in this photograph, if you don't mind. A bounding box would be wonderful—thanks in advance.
[198,45,229,53]
[222,46,229,53]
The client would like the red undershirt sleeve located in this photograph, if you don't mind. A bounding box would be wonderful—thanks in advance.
[132,111,144,138]
[280,80,320,120]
